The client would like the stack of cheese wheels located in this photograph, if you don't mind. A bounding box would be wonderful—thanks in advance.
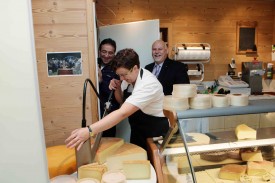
[163,84,198,111]
[211,94,230,107]
[189,94,212,109]
[172,84,197,98]
[163,95,189,111]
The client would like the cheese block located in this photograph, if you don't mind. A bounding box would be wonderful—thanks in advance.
[122,160,150,179]
[93,137,124,164]
[46,145,76,179]
[241,150,263,161]
[106,143,147,170]
[76,178,100,183]
[78,163,107,181]
[247,161,274,176]
[101,170,126,183]
[235,124,256,140]
[218,164,246,181]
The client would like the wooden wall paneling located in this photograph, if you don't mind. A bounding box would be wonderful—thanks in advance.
[96,0,275,81]
[86,0,99,124]
[32,0,96,147]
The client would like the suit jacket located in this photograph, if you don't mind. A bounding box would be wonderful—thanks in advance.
[145,57,190,95]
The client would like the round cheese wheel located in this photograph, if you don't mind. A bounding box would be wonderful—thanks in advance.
[77,178,100,183]
[200,152,228,162]
[46,145,76,178]
[50,175,77,183]
[101,170,126,183]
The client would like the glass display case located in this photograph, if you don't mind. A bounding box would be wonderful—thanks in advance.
[147,99,275,183]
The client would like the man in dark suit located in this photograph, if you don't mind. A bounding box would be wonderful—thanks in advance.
[145,40,190,95]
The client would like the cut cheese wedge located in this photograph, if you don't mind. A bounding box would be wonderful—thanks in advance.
[241,150,263,161]
[122,160,151,179]
[218,164,246,181]
[106,143,147,170]
[78,163,107,181]
[247,161,273,176]
[94,137,124,164]
[235,124,256,140]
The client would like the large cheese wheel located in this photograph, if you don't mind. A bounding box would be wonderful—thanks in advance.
[106,143,147,171]
[46,145,76,179]
[94,137,124,164]
[122,160,151,179]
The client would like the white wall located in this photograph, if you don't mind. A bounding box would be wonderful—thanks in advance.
[0,1,48,182]
[99,19,160,67]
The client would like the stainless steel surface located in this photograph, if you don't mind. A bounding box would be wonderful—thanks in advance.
[242,61,264,94]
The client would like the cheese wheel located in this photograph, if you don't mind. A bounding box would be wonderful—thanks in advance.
[211,94,229,107]
[218,164,246,181]
[77,178,100,183]
[122,160,151,179]
[163,95,189,111]
[189,94,212,109]
[106,143,147,171]
[94,137,124,164]
[50,175,77,183]
[172,84,197,98]
[46,145,76,179]
[200,152,228,162]
[78,163,107,181]
[101,170,126,183]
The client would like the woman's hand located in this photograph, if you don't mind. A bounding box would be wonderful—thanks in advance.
[109,79,121,90]
[65,127,89,151]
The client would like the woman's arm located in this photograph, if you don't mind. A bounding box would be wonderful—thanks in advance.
[65,102,139,150]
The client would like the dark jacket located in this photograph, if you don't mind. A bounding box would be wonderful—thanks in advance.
[145,57,190,95]
[99,64,120,117]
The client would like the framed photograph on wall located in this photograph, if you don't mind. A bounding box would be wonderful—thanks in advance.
[46,51,82,77]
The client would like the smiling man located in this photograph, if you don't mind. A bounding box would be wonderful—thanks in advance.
[145,40,190,95]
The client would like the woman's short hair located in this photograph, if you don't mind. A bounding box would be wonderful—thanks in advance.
[111,48,140,71]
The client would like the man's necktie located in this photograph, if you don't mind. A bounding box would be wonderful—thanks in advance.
[153,64,161,77]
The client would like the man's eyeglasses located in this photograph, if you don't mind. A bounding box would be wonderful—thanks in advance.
[116,68,133,78]
[100,50,115,56]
